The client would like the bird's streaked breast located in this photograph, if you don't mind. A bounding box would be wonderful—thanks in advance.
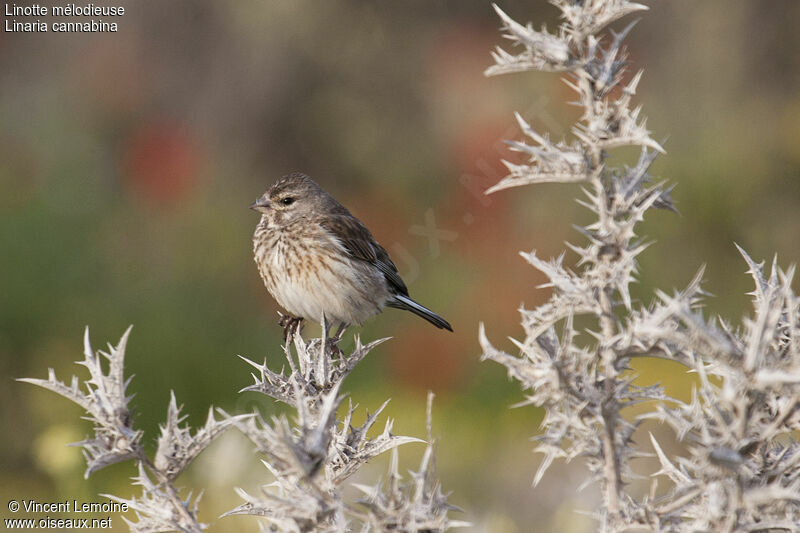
[253,218,389,325]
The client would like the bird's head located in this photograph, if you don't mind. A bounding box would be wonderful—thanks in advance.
[251,172,340,226]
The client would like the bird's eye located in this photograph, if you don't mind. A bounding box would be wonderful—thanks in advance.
[281,197,295,206]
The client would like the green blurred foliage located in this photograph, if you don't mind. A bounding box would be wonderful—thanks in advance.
[1,1,798,531]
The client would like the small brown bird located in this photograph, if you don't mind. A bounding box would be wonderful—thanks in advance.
[251,173,452,340]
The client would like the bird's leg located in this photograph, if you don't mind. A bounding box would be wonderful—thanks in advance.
[332,323,349,345]
[278,312,304,343]
[325,323,349,360]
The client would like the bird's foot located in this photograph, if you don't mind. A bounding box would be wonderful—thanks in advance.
[278,313,305,343]
[323,323,349,359]
[332,322,349,344]
[324,339,342,359]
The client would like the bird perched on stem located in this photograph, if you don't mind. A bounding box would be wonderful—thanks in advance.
[251,172,453,342]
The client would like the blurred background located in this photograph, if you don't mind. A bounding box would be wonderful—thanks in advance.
[1,1,799,531]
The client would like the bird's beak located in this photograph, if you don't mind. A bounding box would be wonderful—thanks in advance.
[249,198,270,211]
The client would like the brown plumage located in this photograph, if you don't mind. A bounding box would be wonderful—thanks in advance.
[251,173,452,339]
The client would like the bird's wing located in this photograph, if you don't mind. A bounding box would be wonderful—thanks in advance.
[319,214,409,296]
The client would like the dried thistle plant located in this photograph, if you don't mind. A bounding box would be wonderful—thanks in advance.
[19,327,241,532]
[227,325,468,532]
[480,1,800,531]
[21,324,465,532]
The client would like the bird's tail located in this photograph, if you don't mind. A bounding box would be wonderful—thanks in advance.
[387,294,453,331]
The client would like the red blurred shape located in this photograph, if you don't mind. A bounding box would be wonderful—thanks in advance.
[123,121,199,204]
[451,120,514,193]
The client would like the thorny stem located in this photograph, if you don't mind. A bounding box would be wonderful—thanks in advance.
[599,290,622,519]
[136,450,204,533]
[579,8,629,512]
[588,69,622,516]
[597,226,623,519]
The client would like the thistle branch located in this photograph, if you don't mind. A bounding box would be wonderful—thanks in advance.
[482,1,800,530]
